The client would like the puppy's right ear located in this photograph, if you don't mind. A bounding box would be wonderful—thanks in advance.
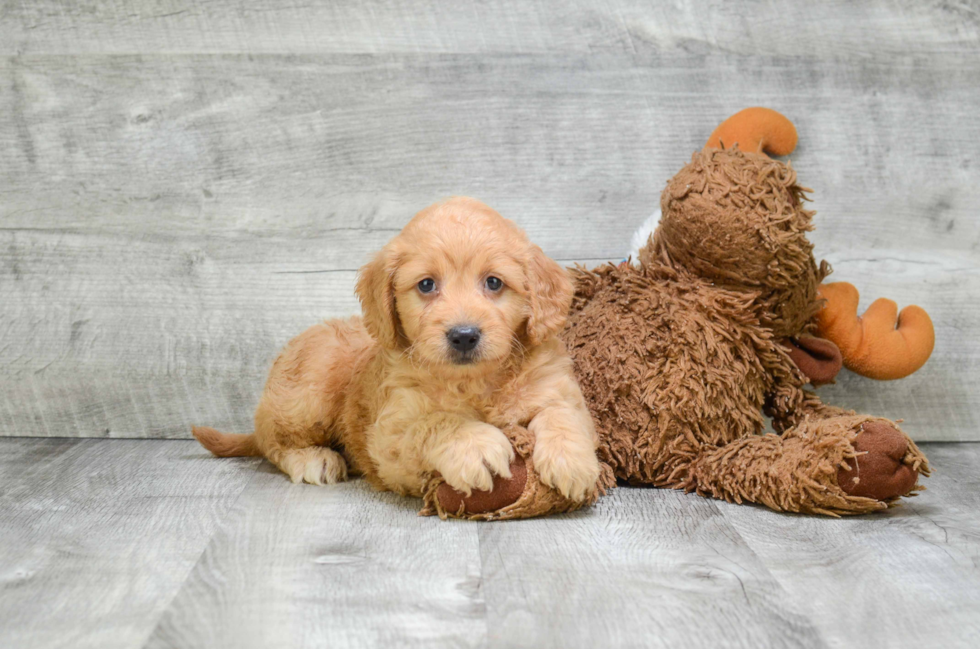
[356,244,401,349]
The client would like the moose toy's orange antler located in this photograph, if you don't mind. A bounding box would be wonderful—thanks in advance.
[706,107,798,156]
[815,282,935,380]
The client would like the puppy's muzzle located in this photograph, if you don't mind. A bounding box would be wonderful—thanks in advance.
[446,325,481,363]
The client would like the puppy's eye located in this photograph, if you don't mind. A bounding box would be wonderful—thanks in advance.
[417,278,436,294]
[485,276,503,292]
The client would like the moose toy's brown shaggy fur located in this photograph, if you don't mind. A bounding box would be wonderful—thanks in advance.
[426,146,929,519]
[567,147,929,515]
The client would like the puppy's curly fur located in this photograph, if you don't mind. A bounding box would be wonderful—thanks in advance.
[194,197,600,502]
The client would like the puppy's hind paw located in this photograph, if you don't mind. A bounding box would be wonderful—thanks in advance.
[280,447,348,486]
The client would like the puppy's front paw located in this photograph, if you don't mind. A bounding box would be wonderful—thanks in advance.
[433,422,515,496]
[533,438,601,503]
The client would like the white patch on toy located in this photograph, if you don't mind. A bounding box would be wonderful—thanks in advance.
[626,208,661,264]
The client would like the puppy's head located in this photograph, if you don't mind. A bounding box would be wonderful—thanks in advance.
[356,197,571,373]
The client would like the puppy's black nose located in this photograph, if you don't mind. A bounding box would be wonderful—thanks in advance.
[447,325,481,353]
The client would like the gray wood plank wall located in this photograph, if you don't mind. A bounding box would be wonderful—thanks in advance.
[2,1,978,441]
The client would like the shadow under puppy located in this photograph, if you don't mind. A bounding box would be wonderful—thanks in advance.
[194,197,601,505]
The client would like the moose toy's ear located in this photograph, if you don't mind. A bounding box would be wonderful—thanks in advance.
[524,244,573,346]
[816,282,935,380]
[356,244,402,350]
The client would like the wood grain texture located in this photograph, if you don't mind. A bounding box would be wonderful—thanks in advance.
[1,2,977,440]
[3,0,979,56]
[478,488,825,648]
[718,442,980,649]
[3,438,978,648]
[145,466,486,649]
[0,438,260,649]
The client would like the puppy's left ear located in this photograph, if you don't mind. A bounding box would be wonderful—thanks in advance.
[356,244,402,350]
[525,244,573,345]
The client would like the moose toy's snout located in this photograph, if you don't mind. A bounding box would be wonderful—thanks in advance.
[782,335,844,386]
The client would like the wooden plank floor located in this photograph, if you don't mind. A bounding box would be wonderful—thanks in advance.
[2,438,978,649]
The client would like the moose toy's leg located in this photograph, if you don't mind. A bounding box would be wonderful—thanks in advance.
[836,420,928,499]
[689,415,929,516]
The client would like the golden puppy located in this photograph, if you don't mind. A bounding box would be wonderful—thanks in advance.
[194,197,600,502]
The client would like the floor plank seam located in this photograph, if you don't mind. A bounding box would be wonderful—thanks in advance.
[136,454,264,649]
[473,521,494,649]
[712,500,833,648]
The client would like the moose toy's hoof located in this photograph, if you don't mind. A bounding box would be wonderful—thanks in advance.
[838,421,919,501]
[436,456,528,515]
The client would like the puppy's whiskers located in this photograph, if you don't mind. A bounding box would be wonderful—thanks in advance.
[403,341,425,372]
[512,337,529,366]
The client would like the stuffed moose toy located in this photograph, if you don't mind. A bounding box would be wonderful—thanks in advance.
[423,108,935,520]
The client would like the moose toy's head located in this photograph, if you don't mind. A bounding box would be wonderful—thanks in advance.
[641,107,934,382]
[645,145,826,340]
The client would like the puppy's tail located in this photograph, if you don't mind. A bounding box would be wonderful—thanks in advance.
[192,426,261,457]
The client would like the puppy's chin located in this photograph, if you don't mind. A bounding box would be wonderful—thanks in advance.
[432,345,488,372]
[448,351,480,366]
[435,345,508,375]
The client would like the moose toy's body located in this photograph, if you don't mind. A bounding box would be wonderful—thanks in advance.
[561,146,927,516]
[425,109,933,520]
